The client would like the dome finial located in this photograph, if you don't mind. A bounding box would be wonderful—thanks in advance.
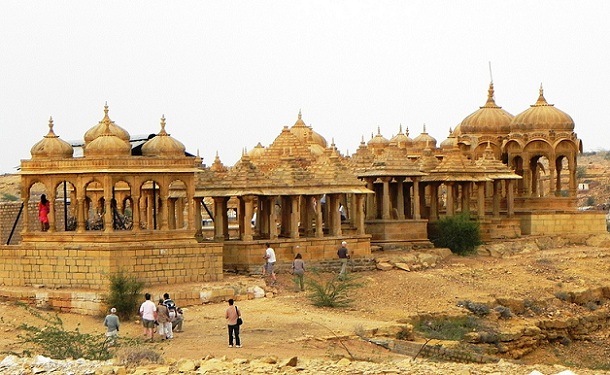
[398,123,403,134]
[298,109,302,120]
[48,116,56,135]
[159,115,167,134]
[377,126,381,135]
[104,102,109,117]
[535,83,549,106]
[423,123,427,133]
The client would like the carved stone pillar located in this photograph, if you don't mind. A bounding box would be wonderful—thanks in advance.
[194,198,203,236]
[381,177,391,220]
[168,198,177,229]
[396,177,405,220]
[446,182,455,216]
[365,178,376,220]
[477,182,486,219]
[314,194,324,238]
[506,180,515,217]
[429,182,439,222]
[241,195,255,241]
[492,181,501,218]
[269,196,279,240]
[412,177,421,220]
[213,196,229,241]
[356,194,366,234]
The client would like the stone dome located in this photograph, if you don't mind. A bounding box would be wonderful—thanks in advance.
[83,103,131,146]
[84,120,132,158]
[459,82,514,135]
[510,85,574,132]
[141,116,186,158]
[390,124,413,149]
[412,124,437,149]
[367,127,390,148]
[30,117,74,160]
[440,128,457,151]
[248,142,266,159]
[289,110,328,148]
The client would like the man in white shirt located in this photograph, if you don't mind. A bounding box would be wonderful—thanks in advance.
[139,293,157,341]
[264,243,277,285]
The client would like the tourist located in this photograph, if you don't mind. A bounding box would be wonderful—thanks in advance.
[225,299,241,348]
[38,194,50,232]
[264,243,277,285]
[339,203,346,222]
[172,307,185,332]
[139,293,157,341]
[162,293,176,339]
[103,307,120,346]
[337,241,350,278]
[157,298,172,340]
[291,252,306,292]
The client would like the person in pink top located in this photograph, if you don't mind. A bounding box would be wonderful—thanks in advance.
[225,299,241,348]
[139,293,157,341]
[38,194,50,232]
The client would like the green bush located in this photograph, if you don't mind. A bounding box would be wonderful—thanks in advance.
[17,303,112,360]
[104,270,145,321]
[306,272,363,308]
[432,214,482,255]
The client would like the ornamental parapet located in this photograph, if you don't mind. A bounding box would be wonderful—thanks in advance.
[20,157,199,174]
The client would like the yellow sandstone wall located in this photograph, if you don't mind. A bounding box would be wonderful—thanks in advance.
[518,211,607,236]
[0,240,223,289]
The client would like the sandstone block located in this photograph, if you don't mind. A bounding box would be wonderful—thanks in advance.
[376,262,393,271]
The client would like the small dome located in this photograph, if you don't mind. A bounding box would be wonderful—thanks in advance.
[367,127,390,148]
[412,124,437,149]
[141,116,186,158]
[83,103,131,146]
[248,142,266,159]
[459,82,514,135]
[84,120,131,158]
[510,85,574,132]
[440,128,457,150]
[390,124,413,149]
[289,110,328,148]
[30,117,74,160]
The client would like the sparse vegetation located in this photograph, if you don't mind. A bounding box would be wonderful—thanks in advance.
[1,192,19,201]
[412,315,482,341]
[104,270,145,321]
[457,300,490,316]
[114,347,164,368]
[431,214,482,255]
[555,291,571,302]
[306,271,363,308]
[16,303,113,360]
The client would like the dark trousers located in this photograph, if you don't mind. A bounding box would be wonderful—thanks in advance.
[228,324,240,346]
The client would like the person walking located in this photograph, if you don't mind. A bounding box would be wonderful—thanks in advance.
[291,253,306,291]
[264,243,277,285]
[103,307,120,346]
[337,241,350,278]
[139,293,157,341]
[225,299,241,348]
[38,194,50,232]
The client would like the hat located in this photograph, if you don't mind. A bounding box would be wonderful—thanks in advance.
[110,307,117,313]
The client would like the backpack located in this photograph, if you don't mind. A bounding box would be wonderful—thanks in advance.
[164,299,177,319]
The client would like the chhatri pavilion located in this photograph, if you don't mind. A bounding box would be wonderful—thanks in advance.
[1,82,605,294]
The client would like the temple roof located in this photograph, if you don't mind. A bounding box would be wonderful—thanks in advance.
[30,117,74,160]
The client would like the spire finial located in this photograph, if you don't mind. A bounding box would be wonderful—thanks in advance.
[377,126,381,135]
[159,115,168,135]
[399,123,403,134]
[104,102,109,116]
[298,109,302,120]
[423,123,427,133]
[46,116,57,136]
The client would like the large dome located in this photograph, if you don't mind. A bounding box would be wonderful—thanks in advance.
[141,116,186,158]
[83,103,131,146]
[30,117,74,160]
[390,124,412,149]
[459,83,513,135]
[84,121,131,158]
[510,86,574,132]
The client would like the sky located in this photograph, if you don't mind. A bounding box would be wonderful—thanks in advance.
[1,1,608,174]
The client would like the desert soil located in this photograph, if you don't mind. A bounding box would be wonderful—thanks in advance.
[1,244,610,372]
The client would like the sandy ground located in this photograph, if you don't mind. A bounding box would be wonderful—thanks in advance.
[2,244,610,368]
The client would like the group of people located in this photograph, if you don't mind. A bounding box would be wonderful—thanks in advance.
[138,292,184,341]
[264,240,351,291]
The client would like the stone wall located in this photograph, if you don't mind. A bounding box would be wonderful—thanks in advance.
[222,236,371,274]
[0,239,223,289]
[366,219,429,242]
[516,210,606,235]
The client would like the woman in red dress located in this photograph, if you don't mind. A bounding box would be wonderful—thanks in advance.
[38,194,50,231]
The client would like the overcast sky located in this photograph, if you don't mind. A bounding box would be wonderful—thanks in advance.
[1,1,608,174]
